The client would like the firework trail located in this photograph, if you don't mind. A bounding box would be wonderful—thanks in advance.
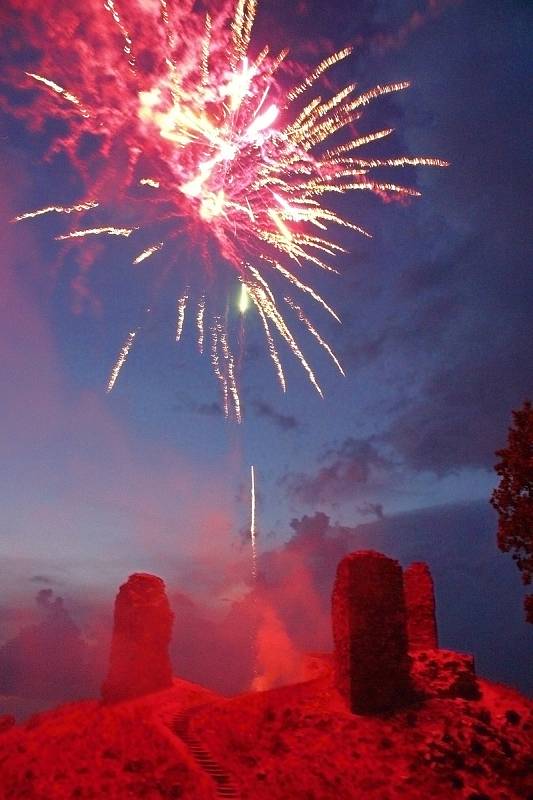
[196,296,206,354]
[133,241,163,265]
[106,329,137,393]
[5,0,447,418]
[175,287,189,342]
[250,464,257,581]
[249,462,259,687]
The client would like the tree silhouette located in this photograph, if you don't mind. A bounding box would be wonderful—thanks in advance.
[491,400,533,622]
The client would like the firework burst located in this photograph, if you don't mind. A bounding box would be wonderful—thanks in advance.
[5,0,447,419]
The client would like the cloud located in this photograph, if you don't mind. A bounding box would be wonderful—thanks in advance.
[383,329,533,475]
[377,1,533,475]
[357,502,385,520]
[170,590,306,696]
[190,401,224,417]
[251,605,305,691]
[0,590,103,705]
[330,0,533,481]
[367,0,460,55]
[285,437,395,505]
[35,588,62,608]
[252,399,298,431]
[169,590,255,696]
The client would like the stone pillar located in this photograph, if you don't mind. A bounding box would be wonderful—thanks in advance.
[101,573,174,703]
[404,562,438,651]
[332,551,412,714]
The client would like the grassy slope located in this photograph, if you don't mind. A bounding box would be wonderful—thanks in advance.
[0,679,219,800]
[1,674,532,800]
[192,676,533,800]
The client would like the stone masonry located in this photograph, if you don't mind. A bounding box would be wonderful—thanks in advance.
[101,573,174,703]
[332,551,412,714]
[404,561,439,651]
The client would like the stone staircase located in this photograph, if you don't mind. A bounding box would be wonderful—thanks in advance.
[172,709,240,798]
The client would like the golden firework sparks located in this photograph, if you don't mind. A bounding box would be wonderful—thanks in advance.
[13,0,447,419]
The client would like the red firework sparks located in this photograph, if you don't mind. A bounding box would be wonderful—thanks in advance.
[3,0,447,421]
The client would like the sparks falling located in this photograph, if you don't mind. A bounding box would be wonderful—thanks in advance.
[8,0,447,418]
[106,329,137,393]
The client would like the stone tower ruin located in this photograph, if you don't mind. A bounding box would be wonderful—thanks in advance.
[102,573,174,703]
[331,551,412,714]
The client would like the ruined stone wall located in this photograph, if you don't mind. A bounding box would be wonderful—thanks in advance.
[332,551,412,714]
[404,562,438,651]
[101,573,174,703]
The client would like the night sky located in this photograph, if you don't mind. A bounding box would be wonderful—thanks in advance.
[1,0,532,717]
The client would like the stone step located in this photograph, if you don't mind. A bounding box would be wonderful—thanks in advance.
[171,712,241,799]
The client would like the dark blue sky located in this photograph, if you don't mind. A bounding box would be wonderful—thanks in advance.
[0,0,532,706]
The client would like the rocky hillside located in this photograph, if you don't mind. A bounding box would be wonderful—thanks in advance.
[0,667,531,799]
[0,679,218,800]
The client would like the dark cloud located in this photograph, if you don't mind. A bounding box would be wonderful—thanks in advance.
[172,394,225,417]
[190,401,223,417]
[367,0,459,56]
[384,351,533,475]
[335,0,533,477]
[30,575,55,584]
[0,591,102,707]
[386,2,532,473]
[36,588,61,607]
[285,437,395,505]
[252,399,299,431]
[357,502,385,520]
[342,332,389,371]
